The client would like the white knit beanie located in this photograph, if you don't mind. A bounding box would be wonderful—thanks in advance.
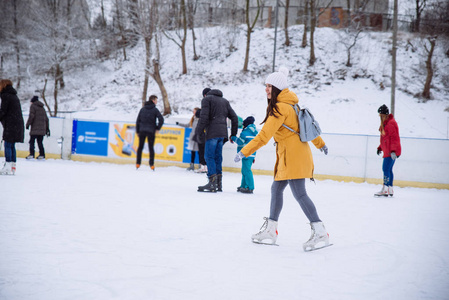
[265,66,289,90]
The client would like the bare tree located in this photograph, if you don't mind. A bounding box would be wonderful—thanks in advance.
[284,0,290,46]
[301,0,309,48]
[113,0,129,61]
[27,0,91,116]
[243,0,261,72]
[419,1,449,99]
[413,0,427,32]
[309,0,333,65]
[340,18,364,67]
[162,0,188,74]
[187,0,200,61]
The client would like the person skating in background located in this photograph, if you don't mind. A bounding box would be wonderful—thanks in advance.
[231,116,258,194]
[26,96,50,160]
[177,107,202,171]
[192,108,207,173]
[0,79,24,175]
[375,104,401,197]
[135,95,164,171]
[196,88,238,192]
[234,67,330,251]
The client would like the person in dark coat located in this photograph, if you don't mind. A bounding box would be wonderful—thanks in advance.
[375,104,402,197]
[0,79,24,175]
[196,88,238,192]
[26,96,50,160]
[135,95,164,171]
[193,107,207,173]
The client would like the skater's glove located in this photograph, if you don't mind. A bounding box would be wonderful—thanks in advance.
[46,129,51,137]
[320,145,328,155]
[391,152,397,160]
[176,121,179,125]
[377,148,382,156]
[26,125,29,130]
[234,151,245,163]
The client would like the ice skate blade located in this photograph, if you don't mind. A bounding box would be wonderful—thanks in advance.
[252,240,279,246]
[197,189,217,193]
[374,194,389,197]
[304,243,333,252]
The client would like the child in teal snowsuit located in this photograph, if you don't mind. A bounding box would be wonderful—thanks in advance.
[231,116,258,193]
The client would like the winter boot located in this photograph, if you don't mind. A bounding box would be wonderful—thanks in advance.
[388,186,394,197]
[251,217,278,245]
[374,185,389,197]
[0,162,13,175]
[197,174,217,193]
[186,163,195,171]
[303,222,330,252]
[217,174,222,192]
[240,188,253,194]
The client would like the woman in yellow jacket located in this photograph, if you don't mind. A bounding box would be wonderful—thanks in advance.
[234,67,331,252]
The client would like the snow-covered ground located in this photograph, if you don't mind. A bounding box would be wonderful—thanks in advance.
[1,159,449,300]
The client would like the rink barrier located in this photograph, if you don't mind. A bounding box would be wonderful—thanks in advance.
[1,116,448,190]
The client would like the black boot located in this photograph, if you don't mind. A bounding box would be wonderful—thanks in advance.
[217,174,222,192]
[198,174,217,193]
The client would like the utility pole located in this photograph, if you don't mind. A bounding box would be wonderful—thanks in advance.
[272,0,279,72]
[391,0,398,115]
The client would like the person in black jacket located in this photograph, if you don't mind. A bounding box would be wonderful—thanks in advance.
[136,95,164,171]
[0,79,24,175]
[26,96,50,160]
[196,88,238,192]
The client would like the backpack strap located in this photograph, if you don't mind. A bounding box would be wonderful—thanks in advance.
[282,104,301,136]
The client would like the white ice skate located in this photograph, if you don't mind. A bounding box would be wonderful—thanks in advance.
[374,185,389,197]
[195,164,208,173]
[0,162,14,175]
[11,162,16,175]
[303,222,331,252]
[388,186,394,197]
[251,217,278,245]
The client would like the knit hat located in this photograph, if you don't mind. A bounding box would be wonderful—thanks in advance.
[378,104,389,115]
[202,88,211,97]
[31,96,39,102]
[243,116,255,128]
[265,67,289,91]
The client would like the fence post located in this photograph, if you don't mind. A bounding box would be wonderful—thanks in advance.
[363,135,369,182]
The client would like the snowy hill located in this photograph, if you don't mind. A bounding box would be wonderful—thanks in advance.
[20,25,449,139]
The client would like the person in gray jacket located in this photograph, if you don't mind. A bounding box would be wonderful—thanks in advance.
[26,96,50,160]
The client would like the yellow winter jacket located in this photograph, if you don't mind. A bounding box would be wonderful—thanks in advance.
[241,89,325,181]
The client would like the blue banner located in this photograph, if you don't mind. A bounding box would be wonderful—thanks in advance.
[72,120,109,156]
[182,127,199,164]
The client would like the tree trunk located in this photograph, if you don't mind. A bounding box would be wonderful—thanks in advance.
[309,0,316,65]
[422,37,436,99]
[56,63,65,89]
[12,0,21,88]
[188,0,199,60]
[41,78,53,116]
[243,0,260,72]
[181,0,188,74]
[152,59,170,115]
[284,0,290,46]
[301,0,309,48]
[53,75,59,117]
[142,37,151,106]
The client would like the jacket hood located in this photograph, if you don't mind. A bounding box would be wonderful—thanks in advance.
[277,88,298,106]
[208,89,223,98]
[33,100,45,107]
[1,85,17,95]
[144,101,156,109]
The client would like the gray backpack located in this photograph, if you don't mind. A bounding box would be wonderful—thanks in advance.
[282,104,322,142]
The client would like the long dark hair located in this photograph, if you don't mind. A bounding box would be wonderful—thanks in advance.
[261,86,283,124]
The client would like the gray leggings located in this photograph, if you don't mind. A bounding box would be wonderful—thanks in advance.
[270,179,321,223]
